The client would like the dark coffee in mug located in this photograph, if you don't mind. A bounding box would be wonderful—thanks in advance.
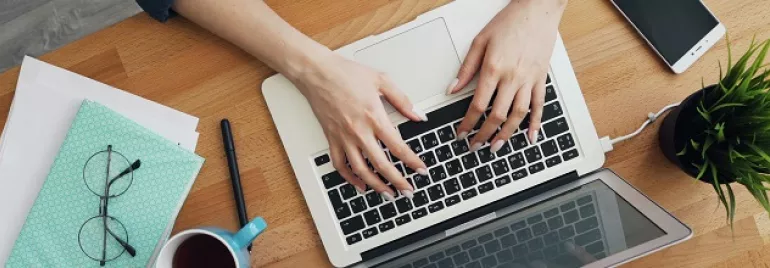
[172,234,236,268]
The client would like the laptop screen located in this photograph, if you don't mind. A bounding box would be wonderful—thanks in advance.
[375,180,666,267]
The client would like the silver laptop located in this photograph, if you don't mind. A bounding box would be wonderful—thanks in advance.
[262,1,691,267]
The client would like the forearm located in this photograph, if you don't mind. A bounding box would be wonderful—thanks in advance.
[172,0,330,83]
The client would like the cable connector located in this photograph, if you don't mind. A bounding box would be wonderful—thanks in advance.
[600,136,614,153]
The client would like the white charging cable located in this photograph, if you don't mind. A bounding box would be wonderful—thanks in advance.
[599,102,681,153]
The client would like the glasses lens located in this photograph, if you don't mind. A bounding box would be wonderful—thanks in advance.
[78,216,129,262]
[83,149,133,197]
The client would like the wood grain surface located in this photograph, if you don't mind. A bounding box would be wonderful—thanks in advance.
[1,0,770,267]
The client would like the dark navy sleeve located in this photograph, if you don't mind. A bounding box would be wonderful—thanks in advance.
[136,0,178,22]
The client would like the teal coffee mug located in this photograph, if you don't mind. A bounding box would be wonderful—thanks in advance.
[155,217,267,268]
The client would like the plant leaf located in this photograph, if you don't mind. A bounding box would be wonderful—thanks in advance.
[677,145,688,156]
[710,103,746,113]
[747,143,770,165]
[710,163,730,222]
[726,183,736,230]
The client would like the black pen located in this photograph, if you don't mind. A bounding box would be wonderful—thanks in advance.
[221,119,251,252]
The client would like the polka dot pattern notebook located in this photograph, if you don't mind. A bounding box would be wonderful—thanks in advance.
[6,100,204,267]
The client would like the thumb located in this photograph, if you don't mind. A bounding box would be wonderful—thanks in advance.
[449,37,487,95]
[379,75,428,122]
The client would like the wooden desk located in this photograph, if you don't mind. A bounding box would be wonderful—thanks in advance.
[1,0,769,267]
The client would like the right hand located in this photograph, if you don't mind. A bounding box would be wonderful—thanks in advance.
[289,53,428,201]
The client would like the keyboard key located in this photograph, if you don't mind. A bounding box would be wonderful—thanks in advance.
[350,196,367,214]
[328,189,344,206]
[484,240,501,253]
[395,214,411,226]
[559,225,576,240]
[364,209,382,225]
[510,133,528,151]
[445,159,464,176]
[528,162,545,174]
[429,252,445,262]
[446,245,462,255]
[586,241,605,255]
[339,184,357,200]
[530,130,546,144]
[451,140,471,156]
[528,237,544,251]
[542,102,563,122]
[510,220,527,231]
[379,221,395,232]
[414,174,431,189]
[445,195,461,207]
[577,195,593,205]
[544,208,559,218]
[543,117,569,137]
[563,149,579,161]
[519,113,531,131]
[437,126,456,143]
[545,155,562,168]
[413,190,430,207]
[511,169,528,180]
[459,172,477,188]
[461,189,478,200]
[436,258,454,268]
[399,96,472,141]
[362,227,378,239]
[495,141,513,157]
[516,228,532,243]
[407,139,423,154]
[430,166,448,182]
[580,204,596,218]
[421,132,440,150]
[494,175,511,187]
[532,222,549,236]
[412,208,428,219]
[476,165,494,182]
[444,178,462,195]
[477,147,495,163]
[511,244,528,257]
[564,210,580,224]
[394,162,406,176]
[527,251,544,262]
[481,255,497,268]
[547,216,564,230]
[491,159,510,176]
[560,201,576,212]
[334,203,352,220]
[346,233,362,245]
[420,151,438,167]
[436,145,454,162]
[575,229,601,246]
[428,184,445,201]
[365,191,382,207]
[496,248,514,263]
[453,251,471,265]
[527,214,543,224]
[462,240,477,250]
[461,153,480,170]
[575,217,599,234]
[541,140,559,157]
[494,226,510,237]
[321,171,345,189]
[469,246,485,260]
[557,133,575,150]
[478,233,494,243]
[388,150,400,163]
[396,198,413,214]
[478,182,494,194]
[314,154,330,166]
[545,85,556,102]
[340,215,366,235]
[380,203,398,220]
[500,234,516,248]
[507,152,526,170]
[524,147,543,163]
[428,202,445,213]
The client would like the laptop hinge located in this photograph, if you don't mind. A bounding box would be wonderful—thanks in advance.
[360,170,580,262]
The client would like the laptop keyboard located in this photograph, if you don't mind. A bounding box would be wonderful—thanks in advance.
[316,75,581,246]
[395,193,606,268]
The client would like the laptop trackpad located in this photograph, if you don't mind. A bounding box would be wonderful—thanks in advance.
[354,18,461,113]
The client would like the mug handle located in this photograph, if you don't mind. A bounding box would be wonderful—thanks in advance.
[233,217,268,250]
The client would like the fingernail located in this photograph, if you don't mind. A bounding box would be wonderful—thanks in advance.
[490,140,504,153]
[416,168,429,176]
[381,192,396,202]
[400,190,414,199]
[456,131,468,141]
[530,130,539,143]
[471,142,483,152]
[355,185,366,194]
[446,78,459,95]
[412,107,429,122]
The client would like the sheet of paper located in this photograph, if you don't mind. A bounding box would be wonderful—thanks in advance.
[0,57,200,264]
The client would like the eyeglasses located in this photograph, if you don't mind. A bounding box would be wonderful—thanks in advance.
[77,145,140,266]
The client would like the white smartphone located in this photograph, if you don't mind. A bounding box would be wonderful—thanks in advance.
[611,0,725,73]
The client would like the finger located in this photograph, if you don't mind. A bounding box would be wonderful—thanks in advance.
[528,79,547,142]
[495,83,532,144]
[380,75,428,122]
[565,241,597,264]
[377,120,428,178]
[344,142,395,200]
[450,36,487,94]
[474,78,518,153]
[361,130,414,197]
[456,67,498,141]
[329,140,366,193]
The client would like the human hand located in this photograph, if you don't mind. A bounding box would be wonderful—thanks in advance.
[447,0,566,153]
[290,53,428,201]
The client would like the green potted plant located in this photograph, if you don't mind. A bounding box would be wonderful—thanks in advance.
[659,37,770,227]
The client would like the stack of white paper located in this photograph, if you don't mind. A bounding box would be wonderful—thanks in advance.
[0,57,201,265]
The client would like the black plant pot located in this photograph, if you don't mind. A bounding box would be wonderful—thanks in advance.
[658,85,735,184]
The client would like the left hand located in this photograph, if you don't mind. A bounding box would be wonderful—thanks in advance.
[448,0,567,153]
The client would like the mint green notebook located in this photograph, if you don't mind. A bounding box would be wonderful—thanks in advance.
[6,100,204,267]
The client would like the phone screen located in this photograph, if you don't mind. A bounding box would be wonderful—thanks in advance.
[613,0,719,65]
